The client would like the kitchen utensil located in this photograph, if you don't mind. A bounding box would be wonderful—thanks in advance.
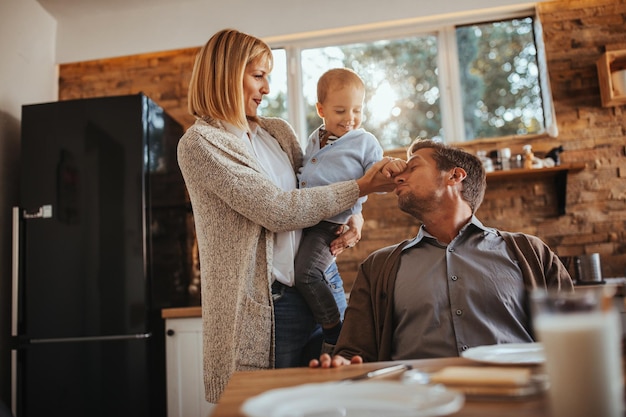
[342,363,412,382]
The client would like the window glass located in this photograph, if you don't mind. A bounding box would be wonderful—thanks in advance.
[261,13,551,149]
[258,48,288,120]
[456,17,545,140]
[301,35,441,149]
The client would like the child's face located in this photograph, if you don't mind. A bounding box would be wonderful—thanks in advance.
[316,84,365,138]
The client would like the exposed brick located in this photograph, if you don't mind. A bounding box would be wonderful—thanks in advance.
[57,0,626,289]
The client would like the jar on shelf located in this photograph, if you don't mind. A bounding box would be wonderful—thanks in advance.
[476,150,494,173]
[510,154,523,169]
[500,148,511,171]
[522,144,534,169]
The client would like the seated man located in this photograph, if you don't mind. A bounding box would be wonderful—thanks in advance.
[310,138,573,368]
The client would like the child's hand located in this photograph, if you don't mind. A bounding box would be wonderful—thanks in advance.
[381,158,407,178]
[330,214,363,256]
[356,157,407,196]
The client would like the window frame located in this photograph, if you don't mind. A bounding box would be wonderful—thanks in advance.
[264,4,556,150]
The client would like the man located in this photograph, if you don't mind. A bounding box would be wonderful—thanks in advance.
[310,139,573,368]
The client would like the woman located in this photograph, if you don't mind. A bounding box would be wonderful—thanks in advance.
[177,28,399,403]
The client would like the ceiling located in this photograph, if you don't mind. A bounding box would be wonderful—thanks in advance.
[36,0,195,20]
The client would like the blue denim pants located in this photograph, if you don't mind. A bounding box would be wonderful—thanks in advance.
[294,221,342,326]
[273,262,347,368]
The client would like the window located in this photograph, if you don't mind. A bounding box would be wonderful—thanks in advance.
[260,49,288,120]
[300,36,440,150]
[455,17,545,141]
[259,9,555,150]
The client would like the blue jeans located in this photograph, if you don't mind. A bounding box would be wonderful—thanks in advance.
[273,262,347,368]
[294,221,342,326]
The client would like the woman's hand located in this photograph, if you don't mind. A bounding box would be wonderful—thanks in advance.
[330,214,363,256]
[356,157,407,197]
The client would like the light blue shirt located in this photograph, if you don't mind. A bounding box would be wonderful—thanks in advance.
[298,126,383,224]
[391,216,532,359]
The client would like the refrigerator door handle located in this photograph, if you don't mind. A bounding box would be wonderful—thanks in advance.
[11,206,19,336]
[11,206,19,417]
[10,350,16,417]
[29,333,152,344]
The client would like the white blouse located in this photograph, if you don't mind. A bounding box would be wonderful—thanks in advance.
[224,121,302,286]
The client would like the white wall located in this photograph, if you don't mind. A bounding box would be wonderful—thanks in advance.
[0,0,57,406]
[53,0,542,63]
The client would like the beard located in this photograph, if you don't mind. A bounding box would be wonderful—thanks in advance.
[398,193,426,221]
[397,187,442,222]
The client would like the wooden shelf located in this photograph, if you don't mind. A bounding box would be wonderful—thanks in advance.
[486,163,585,181]
[486,163,586,216]
[597,50,626,107]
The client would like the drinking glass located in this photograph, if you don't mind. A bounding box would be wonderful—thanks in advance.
[531,286,624,417]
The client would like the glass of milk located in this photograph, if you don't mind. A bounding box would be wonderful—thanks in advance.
[531,286,624,417]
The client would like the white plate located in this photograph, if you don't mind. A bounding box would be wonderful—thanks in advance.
[241,381,464,417]
[461,343,545,365]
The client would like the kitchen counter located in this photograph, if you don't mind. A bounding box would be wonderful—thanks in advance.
[161,306,201,319]
[161,279,626,319]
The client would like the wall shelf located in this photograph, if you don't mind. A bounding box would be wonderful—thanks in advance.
[486,162,586,215]
[597,50,626,107]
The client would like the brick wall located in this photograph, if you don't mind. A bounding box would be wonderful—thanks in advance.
[58,0,626,292]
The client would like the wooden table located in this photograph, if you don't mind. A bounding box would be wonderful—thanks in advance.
[212,357,549,417]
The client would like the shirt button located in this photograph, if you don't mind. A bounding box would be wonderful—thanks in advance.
[455,309,463,316]
[461,345,469,351]
[448,248,455,252]
[451,275,458,281]
[300,181,307,187]
[311,157,317,164]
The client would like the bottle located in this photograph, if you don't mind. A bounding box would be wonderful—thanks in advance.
[476,150,494,173]
[510,154,523,169]
[523,144,534,169]
[500,148,511,170]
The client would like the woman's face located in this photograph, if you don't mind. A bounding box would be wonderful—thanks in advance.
[243,57,271,117]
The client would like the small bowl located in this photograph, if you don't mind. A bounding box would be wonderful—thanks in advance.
[611,69,626,95]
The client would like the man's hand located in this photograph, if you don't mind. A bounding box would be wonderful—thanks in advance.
[308,353,364,368]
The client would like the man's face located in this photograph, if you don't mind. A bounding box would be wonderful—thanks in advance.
[394,148,447,219]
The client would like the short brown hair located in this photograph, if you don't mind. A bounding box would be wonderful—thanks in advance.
[317,68,365,104]
[188,29,273,131]
[408,139,486,213]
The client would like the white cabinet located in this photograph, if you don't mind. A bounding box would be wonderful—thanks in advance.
[165,315,215,417]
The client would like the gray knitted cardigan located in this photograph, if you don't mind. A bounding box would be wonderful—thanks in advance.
[177,116,360,403]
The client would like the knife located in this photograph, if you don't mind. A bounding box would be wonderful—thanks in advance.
[341,363,412,382]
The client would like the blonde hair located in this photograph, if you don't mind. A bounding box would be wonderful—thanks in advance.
[317,68,365,104]
[188,29,273,130]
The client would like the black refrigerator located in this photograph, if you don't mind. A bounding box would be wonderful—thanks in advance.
[11,94,194,417]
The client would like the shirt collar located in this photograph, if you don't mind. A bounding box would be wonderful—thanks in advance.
[223,121,258,141]
[319,126,339,140]
[402,215,497,251]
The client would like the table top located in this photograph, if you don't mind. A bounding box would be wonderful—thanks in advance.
[212,357,549,417]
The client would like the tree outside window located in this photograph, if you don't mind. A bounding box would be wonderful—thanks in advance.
[260,15,551,150]
[457,17,544,141]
